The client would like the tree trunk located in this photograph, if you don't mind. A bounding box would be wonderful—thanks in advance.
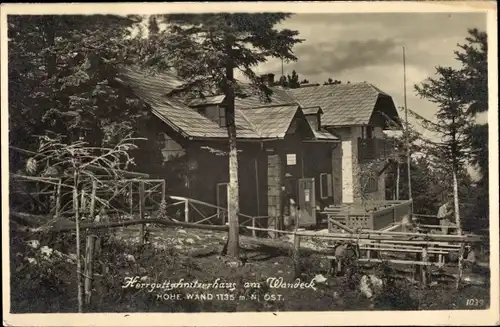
[225,48,240,259]
[43,17,56,79]
[396,163,400,200]
[453,167,464,289]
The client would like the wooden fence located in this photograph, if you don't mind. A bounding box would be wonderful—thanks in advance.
[10,173,166,220]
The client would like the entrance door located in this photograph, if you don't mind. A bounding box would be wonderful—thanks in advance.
[297,178,316,227]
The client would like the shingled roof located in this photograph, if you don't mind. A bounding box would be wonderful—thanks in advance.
[118,67,234,139]
[117,66,391,140]
[118,67,338,140]
[287,83,392,127]
[233,82,396,127]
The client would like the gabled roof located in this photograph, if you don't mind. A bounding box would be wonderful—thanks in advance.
[230,82,395,127]
[118,66,395,141]
[288,83,390,127]
[118,67,333,140]
[118,67,233,139]
[238,105,301,138]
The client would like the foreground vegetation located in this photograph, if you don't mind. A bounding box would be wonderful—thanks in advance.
[10,226,490,313]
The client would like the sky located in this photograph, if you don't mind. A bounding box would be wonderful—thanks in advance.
[247,12,488,131]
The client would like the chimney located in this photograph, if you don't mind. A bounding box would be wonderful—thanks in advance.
[260,73,275,87]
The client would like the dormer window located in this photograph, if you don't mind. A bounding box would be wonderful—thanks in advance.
[302,106,323,131]
[189,95,228,128]
[194,105,227,128]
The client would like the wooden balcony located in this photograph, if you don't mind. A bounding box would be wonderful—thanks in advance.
[322,200,413,232]
[358,137,395,162]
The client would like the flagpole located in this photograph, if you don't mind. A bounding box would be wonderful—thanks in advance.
[403,47,413,209]
[281,57,284,77]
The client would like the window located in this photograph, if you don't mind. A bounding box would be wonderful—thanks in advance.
[366,126,374,139]
[320,173,333,199]
[219,106,227,127]
[306,115,319,131]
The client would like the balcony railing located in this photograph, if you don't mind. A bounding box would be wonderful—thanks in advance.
[358,137,395,162]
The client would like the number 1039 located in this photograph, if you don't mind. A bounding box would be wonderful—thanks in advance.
[466,298,485,306]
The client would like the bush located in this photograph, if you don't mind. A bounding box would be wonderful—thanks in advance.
[372,263,418,310]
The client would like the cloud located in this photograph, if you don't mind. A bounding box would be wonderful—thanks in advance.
[290,38,403,76]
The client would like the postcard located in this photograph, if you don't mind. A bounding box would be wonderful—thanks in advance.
[1,1,498,326]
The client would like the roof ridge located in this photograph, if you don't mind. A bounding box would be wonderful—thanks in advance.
[366,83,390,96]
[240,102,299,110]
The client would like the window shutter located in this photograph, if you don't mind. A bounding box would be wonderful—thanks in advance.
[320,173,329,199]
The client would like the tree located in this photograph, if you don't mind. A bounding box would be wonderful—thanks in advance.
[144,14,302,258]
[415,66,472,289]
[8,15,165,174]
[324,77,342,85]
[287,70,301,88]
[278,75,289,88]
[454,29,489,227]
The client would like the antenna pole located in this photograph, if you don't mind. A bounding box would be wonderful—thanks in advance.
[403,47,413,205]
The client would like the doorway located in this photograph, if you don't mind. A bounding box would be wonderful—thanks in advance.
[297,177,316,227]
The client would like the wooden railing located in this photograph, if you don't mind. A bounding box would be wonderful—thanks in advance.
[323,200,412,231]
[167,195,269,237]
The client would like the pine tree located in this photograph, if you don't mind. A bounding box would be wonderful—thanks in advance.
[287,70,301,88]
[414,66,473,289]
[146,13,302,258]
[454,29,489,227]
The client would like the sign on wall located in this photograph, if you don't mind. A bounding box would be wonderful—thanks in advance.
[286,153,296,166]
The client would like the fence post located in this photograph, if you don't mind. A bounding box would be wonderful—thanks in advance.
[129,183,133,215]
[293,233,301,278]
[184,199,189,223]
[252,218,256,238]
[84,234,97,307]
[55,179,62,218]
[161,180,166,202]
[414,250,422,282]
[421,246,428,287]
[139,181,145,245]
